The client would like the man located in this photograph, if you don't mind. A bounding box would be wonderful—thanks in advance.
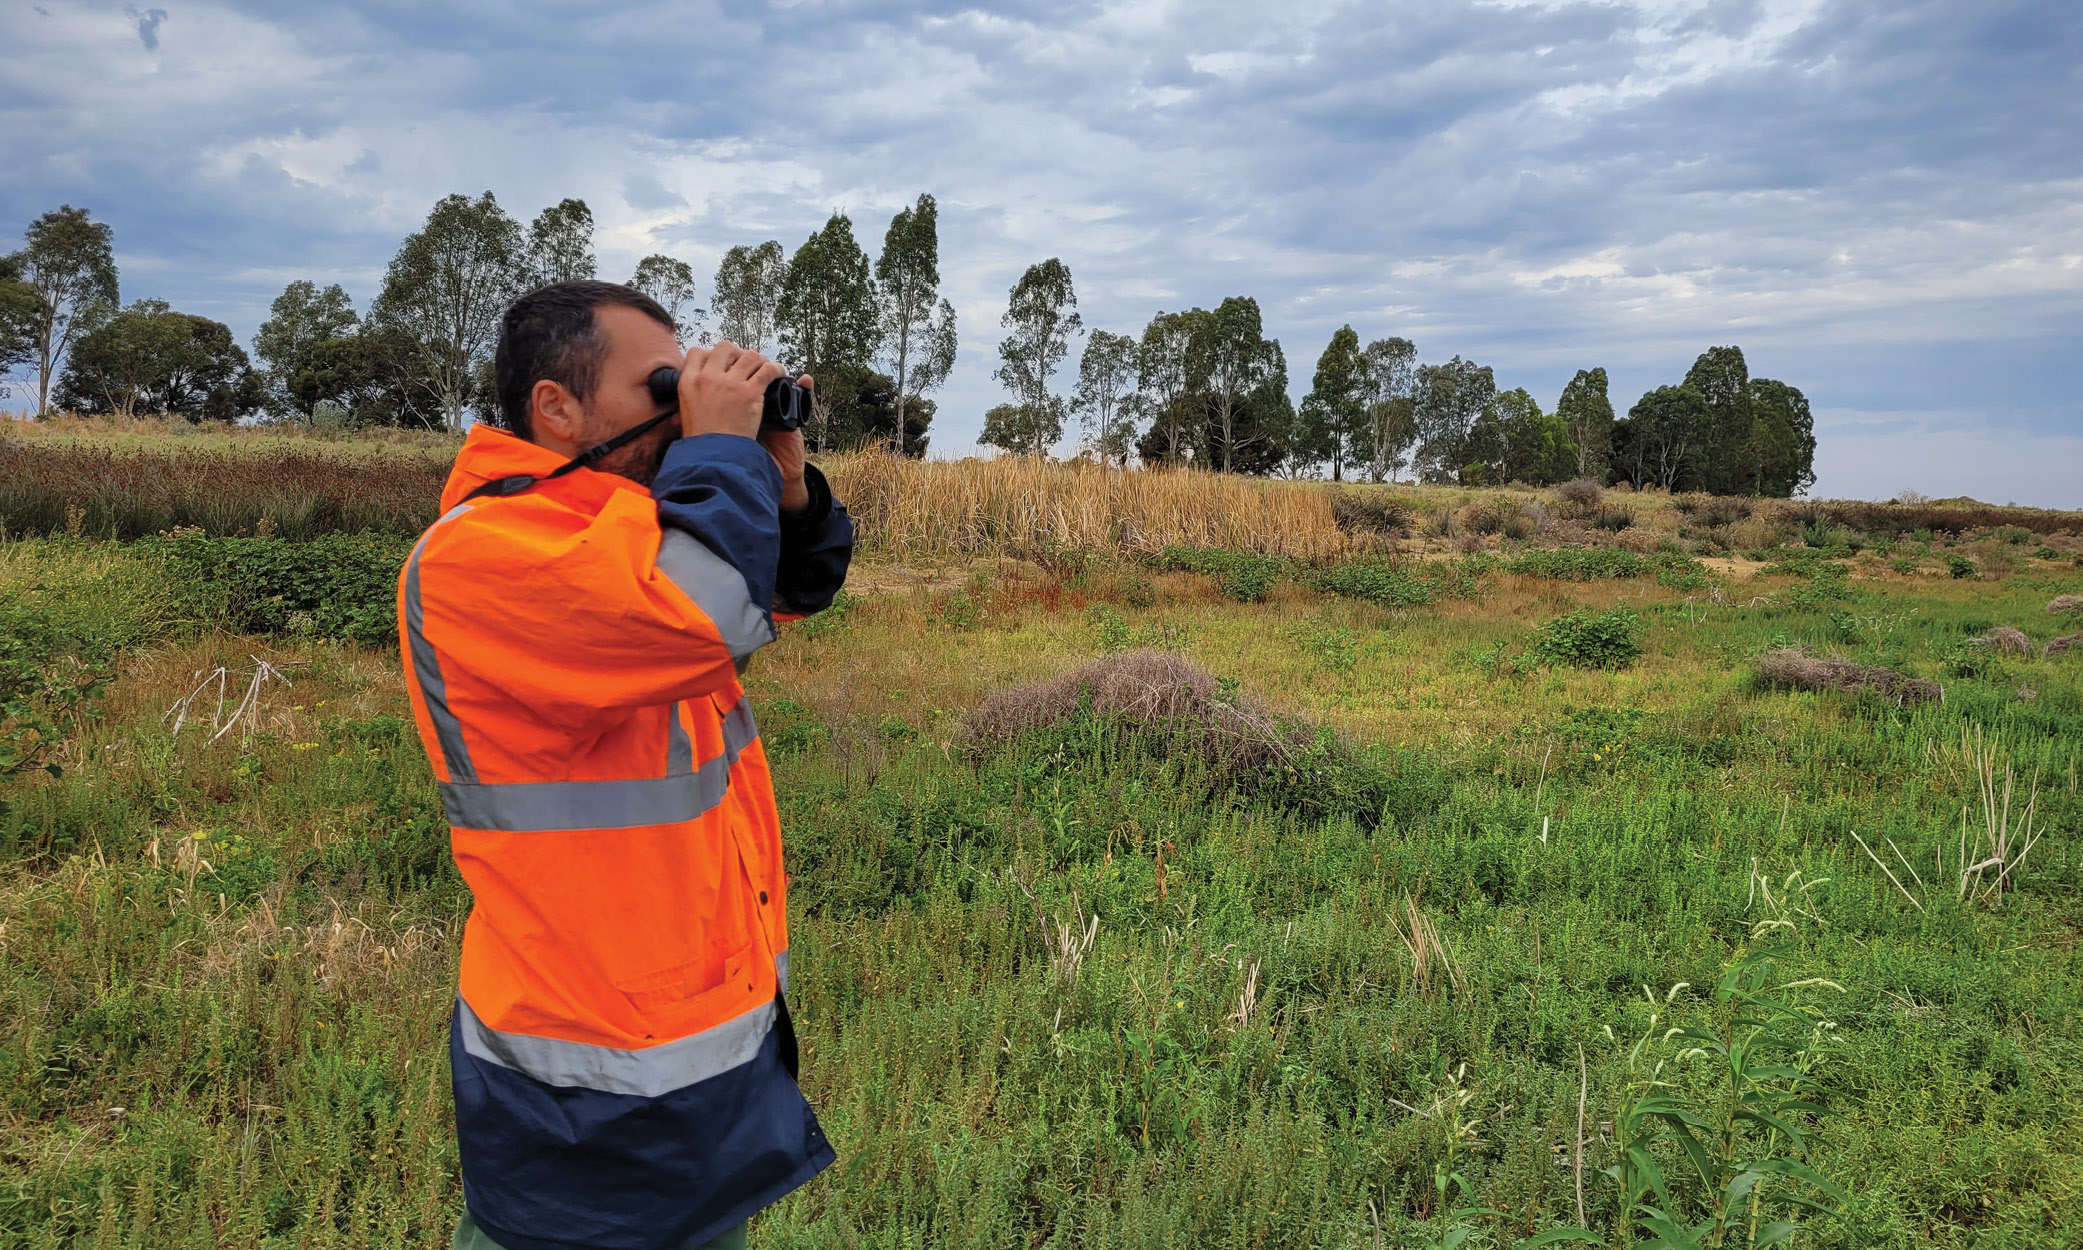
[397,280,852,1250]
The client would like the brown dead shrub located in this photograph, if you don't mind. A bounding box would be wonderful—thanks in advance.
[2048,594,2083,617]
[961,650,1307,773]
[1553,478,1603,514]
[2043,634,2081,658]
[1972,626,2033,656]
[1753,648,1942,706]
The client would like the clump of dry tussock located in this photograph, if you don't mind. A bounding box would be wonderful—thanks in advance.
[825,450,1345,560]
[2048,595,2083,617]
[2043,634,2080,658]
[1971,626,2034,656]
[961,650,1306,771]
[1754,648,1942,706]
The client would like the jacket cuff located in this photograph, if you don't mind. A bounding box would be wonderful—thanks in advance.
[780,463,835,534]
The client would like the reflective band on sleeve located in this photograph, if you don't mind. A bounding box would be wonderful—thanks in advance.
[439,699,758,833]
[656,529,776,659]
[457,994,774,1098]
[404,504,478,783]
[776,949,788,996]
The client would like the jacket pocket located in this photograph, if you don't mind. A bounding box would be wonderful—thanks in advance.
[614,942,758,1034]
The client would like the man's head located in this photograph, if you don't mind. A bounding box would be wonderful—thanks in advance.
[494,281,682,484]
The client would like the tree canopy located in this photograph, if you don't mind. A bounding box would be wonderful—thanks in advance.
[986,258,1081,457]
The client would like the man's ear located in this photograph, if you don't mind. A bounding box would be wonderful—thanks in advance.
[531,378,584,445]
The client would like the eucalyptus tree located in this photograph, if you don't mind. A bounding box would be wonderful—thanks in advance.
[1746,377,1816,497]
[6,205,119,414]
[874,194,958,451]
[1556,367,1614,480]
[1300,325,1365,480]
[1071,329,1141,467]
[1685,345,1752,494]
[712,241,786,353]
[629,255,704,345]
[1619,385,1710,490]
[1201,296,1277,473]
[525,198,597,287]
[1356,336,1418,482]
[1413,355,1496,482]
[253,280,359,419]
[777,214,880,447]
[1134,309,1202,465]
[370,192,523,430]
[0,257,37,387]
[57,299,260,420]
[988,258,1081,456]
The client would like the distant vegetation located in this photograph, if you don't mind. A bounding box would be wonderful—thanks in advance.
[7,200,1811,492]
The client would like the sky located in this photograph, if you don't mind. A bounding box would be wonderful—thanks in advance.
[3,0,2079,506]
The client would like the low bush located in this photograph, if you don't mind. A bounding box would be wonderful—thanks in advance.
[147,530,411,644]
[2050,594,2083,617]
[1971,626,2034,656]
[1508,548,1705,583]
[1525,606,1643,670]
[1591,506,1634,532]
[1945,553,1977,579]
[1,605,116,802]
[1328,491,1412,537]
[1552,477,1602,511]
[1296,558,1442,607]
[1154,545,1287,602]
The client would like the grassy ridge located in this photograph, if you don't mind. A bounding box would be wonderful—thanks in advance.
[2,528,2081,1247]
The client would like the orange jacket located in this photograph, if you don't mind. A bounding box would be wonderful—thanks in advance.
[398,424,848,1250]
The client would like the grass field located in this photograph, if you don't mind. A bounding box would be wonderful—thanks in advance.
[2,423,2081,1248]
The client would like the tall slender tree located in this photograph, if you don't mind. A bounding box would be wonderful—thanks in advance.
[1746,377,1817,497]
[1355,336,1418,482]
[1200,296,1276,473]
[776,214,880,447]
[712,241,786,354]
[1134,310,1201,465]
[252,280,359,419]
[1071,329,1141,467]
[1413,356,1496,482]
[874,194,958,452]
[6,206,119,415]
[1556,367,1615,480]
[629,255,704,345]
[987,258,1081,456]
[369,192,522,430]
[1684,345,1752,494]
[525,198,597,287]
[1300,325,1365,481]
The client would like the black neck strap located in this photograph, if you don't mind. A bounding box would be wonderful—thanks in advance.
[461,410,678,503]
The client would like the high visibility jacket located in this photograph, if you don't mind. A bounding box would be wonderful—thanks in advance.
[397,425,851,1250]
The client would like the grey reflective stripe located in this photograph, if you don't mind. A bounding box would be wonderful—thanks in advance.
[666,702,692,774]
[405,504,478,783]
[656,529,775,658]
[775,949,788,996]
[457,994,773,1098]
[439,699,759,832]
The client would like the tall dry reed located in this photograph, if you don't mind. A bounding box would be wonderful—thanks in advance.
[824,450,1347,560]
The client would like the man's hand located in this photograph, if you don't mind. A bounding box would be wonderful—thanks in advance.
[677,340,785,440]
[761,375,814,513]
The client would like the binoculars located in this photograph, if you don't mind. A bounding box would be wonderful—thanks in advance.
[646,367,809,433]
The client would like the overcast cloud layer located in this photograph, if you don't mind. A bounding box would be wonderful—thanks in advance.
[3,0,2078,504]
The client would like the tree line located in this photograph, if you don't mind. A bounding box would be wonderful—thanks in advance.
[3,199,1815,494]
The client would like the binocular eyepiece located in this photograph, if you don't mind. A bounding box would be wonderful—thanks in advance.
[645,367,810,434]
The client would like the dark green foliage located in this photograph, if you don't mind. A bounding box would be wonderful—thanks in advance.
[1526,606,1644,669]
[1945,553,1977,579]
[57,300,263,421]
[1298,557,1446,607]
[0,606,113,801]
[148,531,411,644]
[1154,545,1286,602]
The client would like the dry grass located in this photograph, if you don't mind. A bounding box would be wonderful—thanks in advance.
[1972,626,2034,656]
[959,650,1306,772]
[1753,647,1944,706]
[2048,595,2083,617]
[2044,634,2080,658]
[824,450,1345,560]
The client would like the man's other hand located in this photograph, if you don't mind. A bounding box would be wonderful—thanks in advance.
[677,340,785,440]
[761,375,813,513]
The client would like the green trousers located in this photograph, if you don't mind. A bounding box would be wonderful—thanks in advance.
[452,1211,748,1250]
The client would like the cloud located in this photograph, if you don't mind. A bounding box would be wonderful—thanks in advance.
[125,5,167,51]
[0,0,2076,503]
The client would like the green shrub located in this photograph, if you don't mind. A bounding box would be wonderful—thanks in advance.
[1510,548,1706,583]
[1526,606,1643,670]
[1591,507,1633,532]
[1945,553,1977,579]
[1,606,115,802]
[1154,546,1287,602]
[147,531,410,644]
[1297,558,1436,607]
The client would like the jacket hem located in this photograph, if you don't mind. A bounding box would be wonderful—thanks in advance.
[466,1142,834,1250]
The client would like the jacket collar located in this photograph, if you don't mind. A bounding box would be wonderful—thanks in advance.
[439,424,652,514]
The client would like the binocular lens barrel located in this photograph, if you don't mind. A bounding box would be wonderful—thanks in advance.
[645,367,809,433]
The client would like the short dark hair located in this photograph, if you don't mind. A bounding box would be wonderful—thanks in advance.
[494,281,675,441]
